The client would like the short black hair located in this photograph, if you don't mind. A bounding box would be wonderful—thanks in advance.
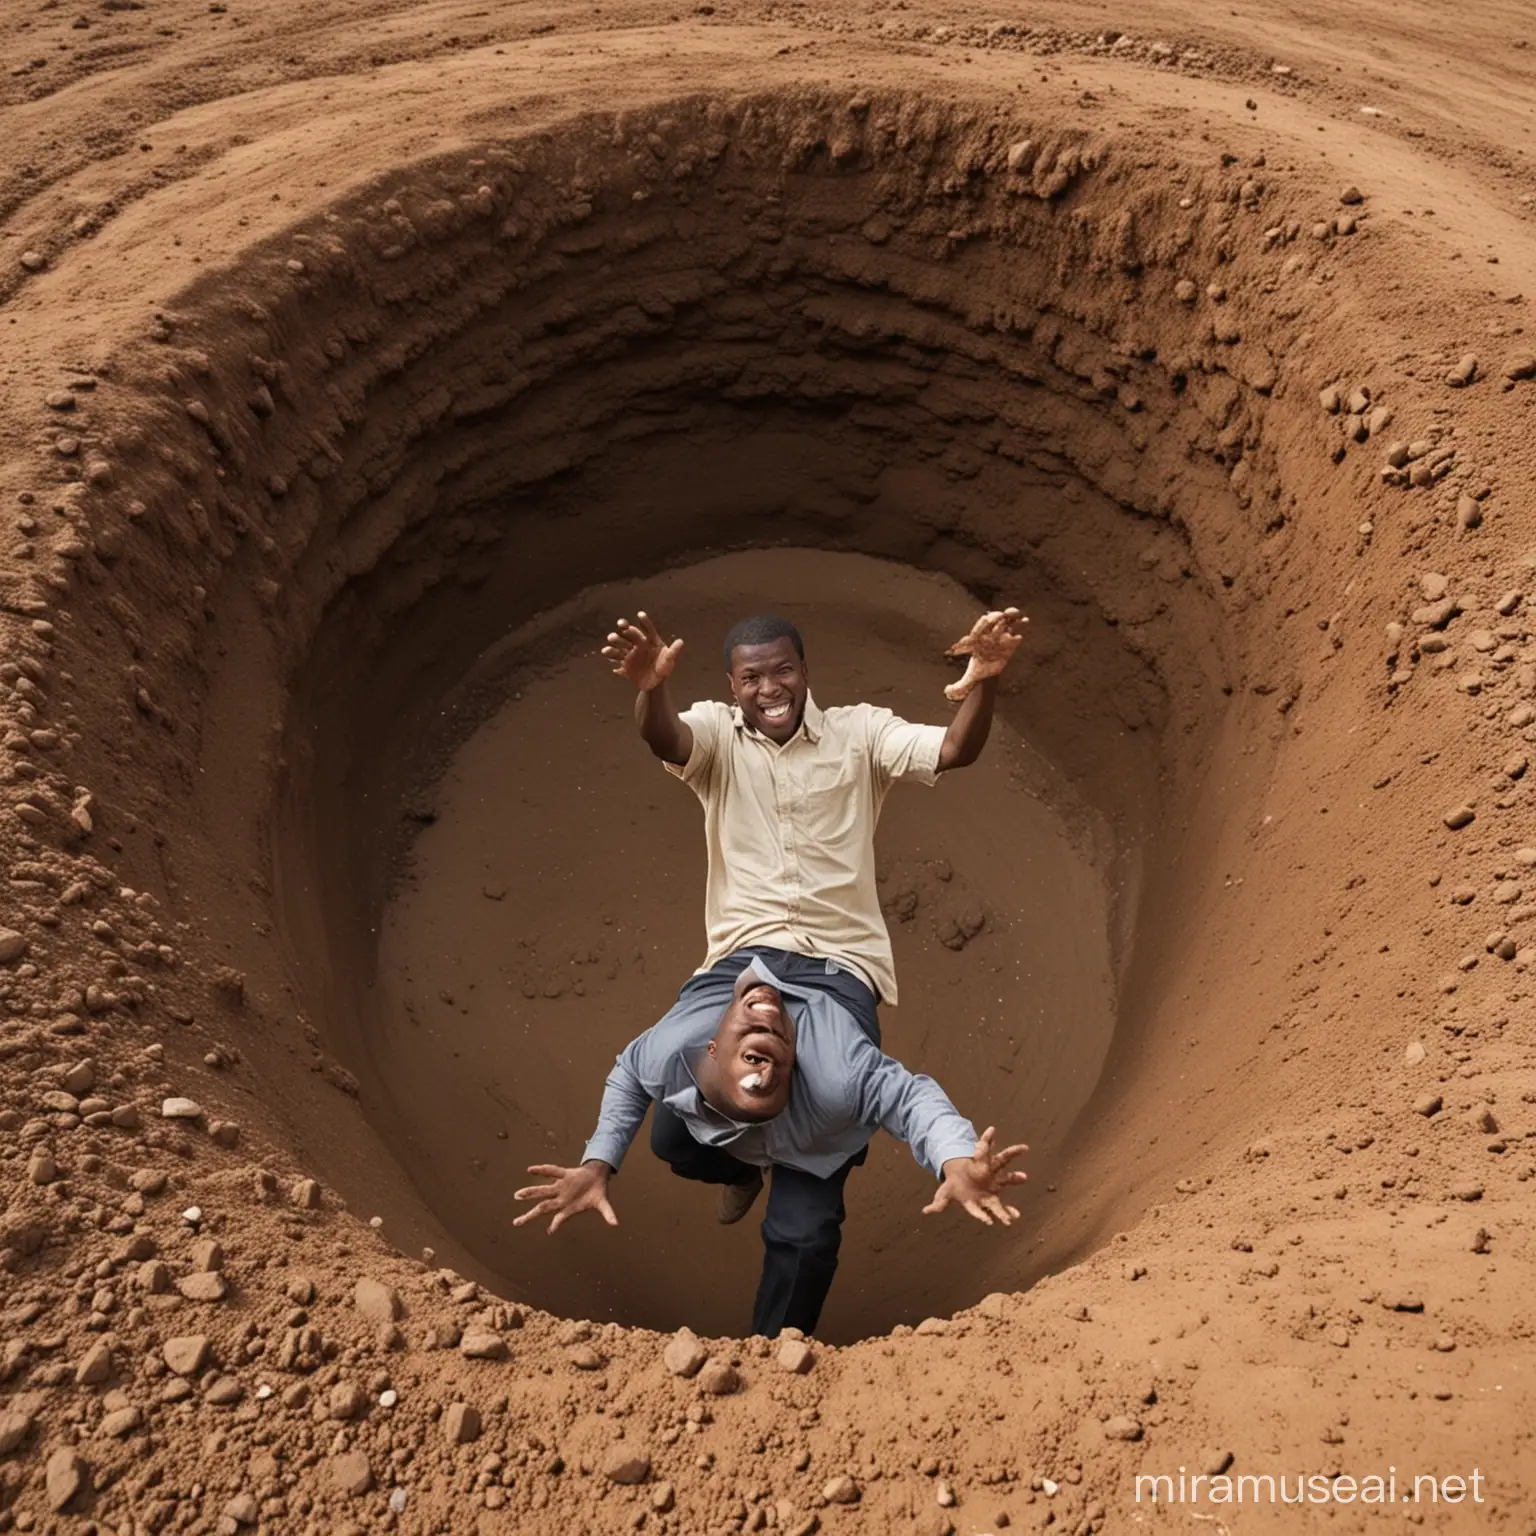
[723,615,805,672]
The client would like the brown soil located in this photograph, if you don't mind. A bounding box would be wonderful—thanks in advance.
[2,1,1535,1533]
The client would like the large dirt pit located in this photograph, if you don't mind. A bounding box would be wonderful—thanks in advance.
[2,1,1536,1531]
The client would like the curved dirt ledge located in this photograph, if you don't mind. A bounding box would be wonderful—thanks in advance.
[1,2,1535,1532]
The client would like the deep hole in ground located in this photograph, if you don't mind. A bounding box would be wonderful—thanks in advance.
[357,547,1122,1339]
[76,84,1331,1339]
[4,7,1535,1524]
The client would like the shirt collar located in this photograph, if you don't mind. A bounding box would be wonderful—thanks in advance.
[672,1054,758,1138]
[730,692,824,745]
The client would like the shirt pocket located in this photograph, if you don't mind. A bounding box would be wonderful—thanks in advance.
[798,754,866,846]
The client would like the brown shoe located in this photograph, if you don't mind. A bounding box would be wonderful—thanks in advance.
[716,1169,764,1225]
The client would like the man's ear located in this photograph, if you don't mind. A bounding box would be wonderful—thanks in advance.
[706,1040,718,1059]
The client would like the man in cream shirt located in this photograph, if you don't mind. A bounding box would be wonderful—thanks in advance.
[601,604,1028,1014]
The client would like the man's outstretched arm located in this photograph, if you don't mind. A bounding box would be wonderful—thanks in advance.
[601,611,693,766]
[581,1040,656,1173]
[853,1045,1028,1225]
[936,607,1028,772]
[513,1036,656,1234]
[937,674,1000,772]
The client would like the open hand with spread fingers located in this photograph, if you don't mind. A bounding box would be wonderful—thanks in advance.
[943,607,1028,702]
[924,1126,1029,1226]
[601,611,684,693]
[513,1161,619,1235]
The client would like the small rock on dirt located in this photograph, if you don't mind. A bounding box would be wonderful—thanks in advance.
[177,1272,228,1302]
[355,1276,402,1323]
[163,1335,209,1375]
[698,1360,740,1395]
[459,1329,507,1361]
[329,1449,373,1497]
[777,1338,814,1373]
[1446,353,1478,387]
[75,1340,112,1385]
[101,1405,142,1438]
[603,1447,651,1485]
[0,1411,34,1454]
[823,1475,861,1504]
[45,1446,88,1511]
[223,1493,260,1526]
[444,1402,481,1444]
[1413,598,1459,628]
[189,1238,223,1272]
[1104,1415,1144,1441]
[663,1329,708,1378]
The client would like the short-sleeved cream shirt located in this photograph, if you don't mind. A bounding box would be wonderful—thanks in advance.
[666,694,946,1004]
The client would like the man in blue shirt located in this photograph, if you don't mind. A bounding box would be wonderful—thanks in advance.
[513,951,1027,1338]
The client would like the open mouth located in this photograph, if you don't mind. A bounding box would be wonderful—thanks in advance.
[741,986,790,1041]
[759,700,793,725]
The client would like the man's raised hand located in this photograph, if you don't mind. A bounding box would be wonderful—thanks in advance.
[513,1161,618,1235]
[943,607,1028,702]
[925,1126,1028,1227]
[602,611,684,693]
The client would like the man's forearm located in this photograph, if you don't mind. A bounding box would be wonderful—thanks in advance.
[581,1050,654,1172]
[634,681,691,766]
[860,1053,979,1178]
[937,677,997,771]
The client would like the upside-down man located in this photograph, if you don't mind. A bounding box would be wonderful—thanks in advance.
[514,953,1028,1337]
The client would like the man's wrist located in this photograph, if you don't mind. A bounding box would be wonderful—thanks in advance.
[582,1158,614,1177]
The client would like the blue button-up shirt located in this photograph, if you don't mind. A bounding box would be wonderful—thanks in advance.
[581,955,977,1180]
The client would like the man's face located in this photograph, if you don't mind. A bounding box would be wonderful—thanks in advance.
[705,981,796,1121]
[727,637,808,745]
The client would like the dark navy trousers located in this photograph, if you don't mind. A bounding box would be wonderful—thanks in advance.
[649,948,879,1339]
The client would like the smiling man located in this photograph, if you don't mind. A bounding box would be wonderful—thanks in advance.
[513,952,1028,1338]
[599,606,1028,1013]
